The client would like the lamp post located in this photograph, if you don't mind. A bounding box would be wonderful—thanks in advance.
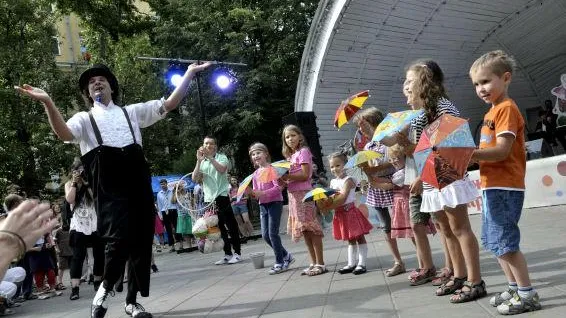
[136,56,247,137]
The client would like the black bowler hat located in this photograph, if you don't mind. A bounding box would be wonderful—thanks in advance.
[78,64,119,102]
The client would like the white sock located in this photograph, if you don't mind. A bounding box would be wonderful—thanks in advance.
[347,244,358,267]
[357,243,368,267]
[92,284,109,308]
[518,286,535,298]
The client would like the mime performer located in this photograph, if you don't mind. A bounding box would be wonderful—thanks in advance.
[15,62,210,318]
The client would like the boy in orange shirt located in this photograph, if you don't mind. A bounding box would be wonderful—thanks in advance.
[470,50,541,315]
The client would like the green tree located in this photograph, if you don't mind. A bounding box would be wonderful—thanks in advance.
[0,0,79,200]
[49,0,318,178]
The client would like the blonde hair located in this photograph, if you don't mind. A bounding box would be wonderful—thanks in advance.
[282,125,308,158]
[406,59,448,123]
[248,142,271,166]
[470,50,516,77]
[327,151,348,164]
[352,107,384,128]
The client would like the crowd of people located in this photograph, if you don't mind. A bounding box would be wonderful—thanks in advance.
[0,49,543,317]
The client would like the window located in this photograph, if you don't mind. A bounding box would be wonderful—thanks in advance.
[52,36,61,55]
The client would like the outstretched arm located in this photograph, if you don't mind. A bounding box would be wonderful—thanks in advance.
[14,85,74,141]
[162,62,212,113]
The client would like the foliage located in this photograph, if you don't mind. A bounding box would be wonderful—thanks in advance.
[0,0,79,200]
[0,0,318,201]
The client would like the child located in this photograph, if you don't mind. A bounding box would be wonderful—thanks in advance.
[389,60,484,298]
[171,183,194,250]
[29,233,57,294]
[318,152,373,275]
[470,50,541,314]
[352,108,407,277]
[53,221,72,291]
[280,125,326,276]
[229,176,254,240]
[248,143,295,274]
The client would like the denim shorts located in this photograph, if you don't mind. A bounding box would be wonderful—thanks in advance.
[232,204,248,215]
[481,189,524,257]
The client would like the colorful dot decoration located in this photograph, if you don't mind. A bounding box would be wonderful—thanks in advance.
[542,175,553,186]
[558,161,566,176]
[539,161,566,196]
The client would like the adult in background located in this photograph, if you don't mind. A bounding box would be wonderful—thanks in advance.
[156,179,182,252]
[16,61,210,318]
[192,136,242,265]
[65,160,105,300]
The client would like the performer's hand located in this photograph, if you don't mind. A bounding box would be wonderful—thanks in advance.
[14,85,52,104]
[187,62,212,75]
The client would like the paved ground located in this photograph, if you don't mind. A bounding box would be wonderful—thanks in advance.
[11,205,566,317]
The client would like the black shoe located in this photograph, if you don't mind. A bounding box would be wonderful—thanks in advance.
[70,287,80,300]
[93,280,102,292]
[125,302,153,317]
[353,265,367,275]
[91,286,114,318]
[151,264,159,273]
[337,265,355,274]
[88,274,94,285]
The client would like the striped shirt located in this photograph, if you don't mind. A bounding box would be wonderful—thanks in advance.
[409,98,465,191]
[409,98,460,143]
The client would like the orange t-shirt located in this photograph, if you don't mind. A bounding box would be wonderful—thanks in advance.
[478,98,526,190]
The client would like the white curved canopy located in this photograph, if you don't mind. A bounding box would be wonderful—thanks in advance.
[296,0,566,159]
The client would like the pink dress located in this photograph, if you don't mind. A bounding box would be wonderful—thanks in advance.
[391,185,436,238]
[286,147,323,241]
[154,214,164,235]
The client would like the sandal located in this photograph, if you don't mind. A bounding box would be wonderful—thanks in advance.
[301,264,315,276]
[307,264,328,276]
[432,268,453,286]
[409,267,436,286]
[407,268,421,281]
[450,280,487,303]
[54,283,66,291]
[436,276,466,296]
[385,262,406,277]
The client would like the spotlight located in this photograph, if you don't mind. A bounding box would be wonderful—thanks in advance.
[215,74,231,90]
[211,68,237,93]
[170,74,183,87]
[165,63,186,88]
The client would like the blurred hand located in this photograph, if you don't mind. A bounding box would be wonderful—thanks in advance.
[0,200,58,251]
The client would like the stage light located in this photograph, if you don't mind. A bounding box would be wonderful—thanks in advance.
[170,74,183,87]
[211,68,237,93]
[215,74,231,90]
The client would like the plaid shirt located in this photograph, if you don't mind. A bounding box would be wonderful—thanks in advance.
[364,141,394,207]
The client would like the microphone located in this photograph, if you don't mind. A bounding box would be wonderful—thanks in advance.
[94,92,102,103]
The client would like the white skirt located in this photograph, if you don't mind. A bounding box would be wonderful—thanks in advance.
[421,178,479,212]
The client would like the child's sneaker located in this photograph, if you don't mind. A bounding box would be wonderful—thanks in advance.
[214,255,231,265]
[282,253,295,270]
[268,264,283,275]
[228,253,242,264]
[490,288,518,307]
[497,292,541,315]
